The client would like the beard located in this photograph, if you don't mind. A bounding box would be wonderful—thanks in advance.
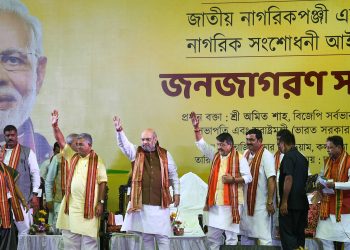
[0,85,36,132]
[142,144,156,152]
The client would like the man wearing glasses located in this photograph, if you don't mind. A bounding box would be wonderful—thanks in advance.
[190,112,252,250]
[0,0,50,164]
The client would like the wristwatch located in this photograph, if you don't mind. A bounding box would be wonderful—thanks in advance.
[98,199,105,204]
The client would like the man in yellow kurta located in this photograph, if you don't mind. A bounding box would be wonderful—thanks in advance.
[51,110,107,250]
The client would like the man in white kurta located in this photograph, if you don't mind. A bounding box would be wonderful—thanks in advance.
[113,116,180,250]
[196,138,251,247]
[316,136,350,250]
[240,128,276,245]
[2,125,41,236]
[190,112,252,250]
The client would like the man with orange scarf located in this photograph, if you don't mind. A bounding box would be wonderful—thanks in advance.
[51,110,107,250]
[316,135,350,249]
[240,128,276,245]
[2,125,40,236]
[113,115,180,250]
[0,152,29,250]
[190,112,252,250]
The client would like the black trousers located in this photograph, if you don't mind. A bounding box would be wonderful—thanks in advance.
[279,208,308,250]
[0,200,17,250]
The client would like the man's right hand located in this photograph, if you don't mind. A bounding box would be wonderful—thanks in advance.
[46,201,54,212]
[113,115,123,131]
[190,112,199,129]
[51,110,59,127]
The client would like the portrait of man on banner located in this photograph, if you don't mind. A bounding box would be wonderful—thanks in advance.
[0,0,50,164]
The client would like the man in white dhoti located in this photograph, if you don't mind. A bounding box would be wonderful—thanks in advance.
[113,115,180,250]
[52,110,107,250]
[316,135,350,250]
[240,128,276,245]
[190,112,252,250]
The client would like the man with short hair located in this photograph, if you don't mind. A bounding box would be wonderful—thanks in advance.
[45,134,78,232]
[0,156,29,250]
[278,129,309,250]
[316,135,350,249]
[40,142,61,180]
[52,110,107,249]
[1,124,40,235]
[190,112,252,250]
[0,0,50,164]
[240,128,276,245]
[114,115,180,250]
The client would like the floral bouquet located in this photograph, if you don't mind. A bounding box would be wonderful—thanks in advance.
[29,209,53,235]
[170,210,184,236]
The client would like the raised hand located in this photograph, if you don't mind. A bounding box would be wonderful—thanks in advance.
[113,115,123,131]
[51,110,59,127]
[190,111,199,129]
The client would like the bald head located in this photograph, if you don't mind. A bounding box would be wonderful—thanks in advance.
[141,128,158,152]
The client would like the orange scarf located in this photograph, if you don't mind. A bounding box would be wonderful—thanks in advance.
[129,146,171,211]
[2,144,21,169]
[52,155,68,198]
[206,148,241,224]
[320,150,349,222]
[244,146,265,216]
[65,151,98,219]
[0,163,24,228]
[60,156,68,196]
[274,151,282,174]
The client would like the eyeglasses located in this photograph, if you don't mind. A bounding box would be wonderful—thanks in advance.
[0,49,37,72]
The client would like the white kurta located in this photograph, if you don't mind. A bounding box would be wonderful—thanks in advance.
[56,145,108,238]
[195,139,252,232]
[122,203,172,236]
[116,131,180,237]
[240,149,275,240]
[316,168,350,242]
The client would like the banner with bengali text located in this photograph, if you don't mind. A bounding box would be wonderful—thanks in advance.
[9,0,350,210]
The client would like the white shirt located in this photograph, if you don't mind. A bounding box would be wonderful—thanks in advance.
[4,146,40,193]
[195,138,252,231]
[195,138,252,185]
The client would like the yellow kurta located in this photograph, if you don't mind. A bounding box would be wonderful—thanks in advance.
[56,145,107,238]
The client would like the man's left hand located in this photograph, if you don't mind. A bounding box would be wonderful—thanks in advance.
[31,195,40,211]
[173,194,180,207]
[280,201,288,216]
[95,203,104,217]
[222,174,234,184]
